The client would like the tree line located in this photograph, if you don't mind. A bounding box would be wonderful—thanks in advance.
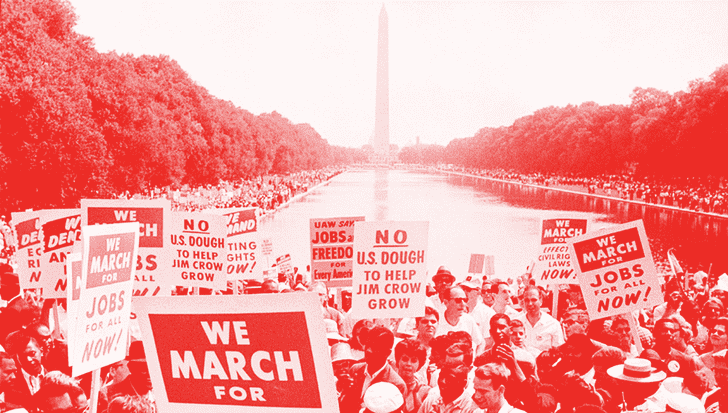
[0,0,366,214]
[403,65,728,181]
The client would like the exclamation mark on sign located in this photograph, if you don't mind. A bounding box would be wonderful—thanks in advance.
[250,261,256,272]
[114,328,123,351]
[643,287,651,301]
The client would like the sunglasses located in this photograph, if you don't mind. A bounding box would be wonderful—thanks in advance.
[450,298,467,304]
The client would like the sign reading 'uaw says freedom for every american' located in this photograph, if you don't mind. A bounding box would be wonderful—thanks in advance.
[533,218,587,286]
[82,199,170,296]
[351,221,428,319]
[72,223,139,377]
[310,216,365,287]
[567,220,663,320]
[133,294,338,413]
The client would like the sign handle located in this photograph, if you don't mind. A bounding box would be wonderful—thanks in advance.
[89,368,101,413]
[552,287,559,317]
[52,300,63,340]
[627,313,643,355]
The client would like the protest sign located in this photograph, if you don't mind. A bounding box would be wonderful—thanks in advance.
[567,220,663,320]
[133,293,338,413]
[65,253,82,365]
[208,207,262,280]
[276,254,293,276]
[534,218,588,286]
[261,239,272,256]
[168,212,227,290]
[351,221,429,319]
[38,209,81,298]
[72,223,139,377]
[10,210,44,291]
[310,216,364,288]
[82,199,170,296]
[484,255,495,276]
[468,254,484,274]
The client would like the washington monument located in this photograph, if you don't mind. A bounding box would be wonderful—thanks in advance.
[370,4,390,162]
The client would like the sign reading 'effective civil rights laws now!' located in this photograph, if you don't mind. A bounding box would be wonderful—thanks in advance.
[567,220,663,320]
[133,294,338,413]
[351,221,429,319]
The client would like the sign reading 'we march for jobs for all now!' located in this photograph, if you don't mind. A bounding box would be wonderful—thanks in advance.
[351,221,428,319]
[567,220,663,320]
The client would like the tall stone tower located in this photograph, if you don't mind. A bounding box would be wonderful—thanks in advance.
[370,4,390,162]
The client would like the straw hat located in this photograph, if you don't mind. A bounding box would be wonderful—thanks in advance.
[607,358,666,383]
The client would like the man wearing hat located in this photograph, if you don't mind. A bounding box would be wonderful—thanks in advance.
[460,276,495,344]
[607,358,667,410]
[654,280,684,321]
[425,266,455,317]
[331,342,357,409]
[99,341,155,413]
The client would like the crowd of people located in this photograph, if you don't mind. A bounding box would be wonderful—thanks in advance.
[442,166,728,216]
[5,258,728,413]
[115,167,346,213]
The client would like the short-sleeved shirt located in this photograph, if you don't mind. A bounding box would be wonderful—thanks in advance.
[515,311,565,353]
[435,312,485,351]
[469,301,496,340]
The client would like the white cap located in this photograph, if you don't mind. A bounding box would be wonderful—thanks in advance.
[363,382,404,413]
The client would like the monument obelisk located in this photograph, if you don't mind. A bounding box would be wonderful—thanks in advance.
[371,4,390,163]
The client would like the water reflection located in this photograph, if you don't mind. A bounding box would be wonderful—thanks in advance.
[446,172,728,275]
[374,169,389,221]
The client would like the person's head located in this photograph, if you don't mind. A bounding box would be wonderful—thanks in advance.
[666,315,693,348]
[415,306,438,342]
[490,314,511,345]
[710,318,728,351]
[611,317,632,351]
[330,342,356,381]
[459,277,481,306]
[363,326,394,371]
[703,298,724,326]
[444,286,467,317]
[558,371,602,411]
[126,341,152,393]
[394,339,427,380]
[536,348,566,386]
[350,319,374,351]
[0,352,17,390]
[665,282,683,305]
[444,342,473,368]
[522,285,543,316]
[107,395,156,413]
[491,280,512,306]
[35,371,88,413]
[432,266,455,295]
[713,350,728,389]
[438,363,470,404]
[591,346,626,383]
[362,382,404,413]
[607,358,666,408]
[261,279,279,293]
[28,321,53,354]
[562,308,590,340]
[481,279,494,306]
[0,266,20,301]
[509,319,526,347]
[428,335,450,369]
[309,281,328,306]
[473,363,510,411]
[654,318,681,348]
[5,331,42,376]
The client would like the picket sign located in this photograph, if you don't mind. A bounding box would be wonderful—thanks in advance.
[133,293,338,413]
[309,216,364,287]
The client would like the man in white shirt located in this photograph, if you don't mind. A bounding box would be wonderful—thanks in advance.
[459,277,495,343]
[435,286,485,354]
[514,286,564,353]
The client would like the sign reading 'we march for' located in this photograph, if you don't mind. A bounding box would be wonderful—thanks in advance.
[567,220,663,320]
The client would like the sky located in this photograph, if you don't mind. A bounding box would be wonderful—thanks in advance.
[67,1,728,148]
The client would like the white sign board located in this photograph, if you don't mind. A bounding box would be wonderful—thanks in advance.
[534,218,588,286]
[568,220,663,320]
[72,223,139,376]
[351,221,429,319]
[168,212,227,290]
